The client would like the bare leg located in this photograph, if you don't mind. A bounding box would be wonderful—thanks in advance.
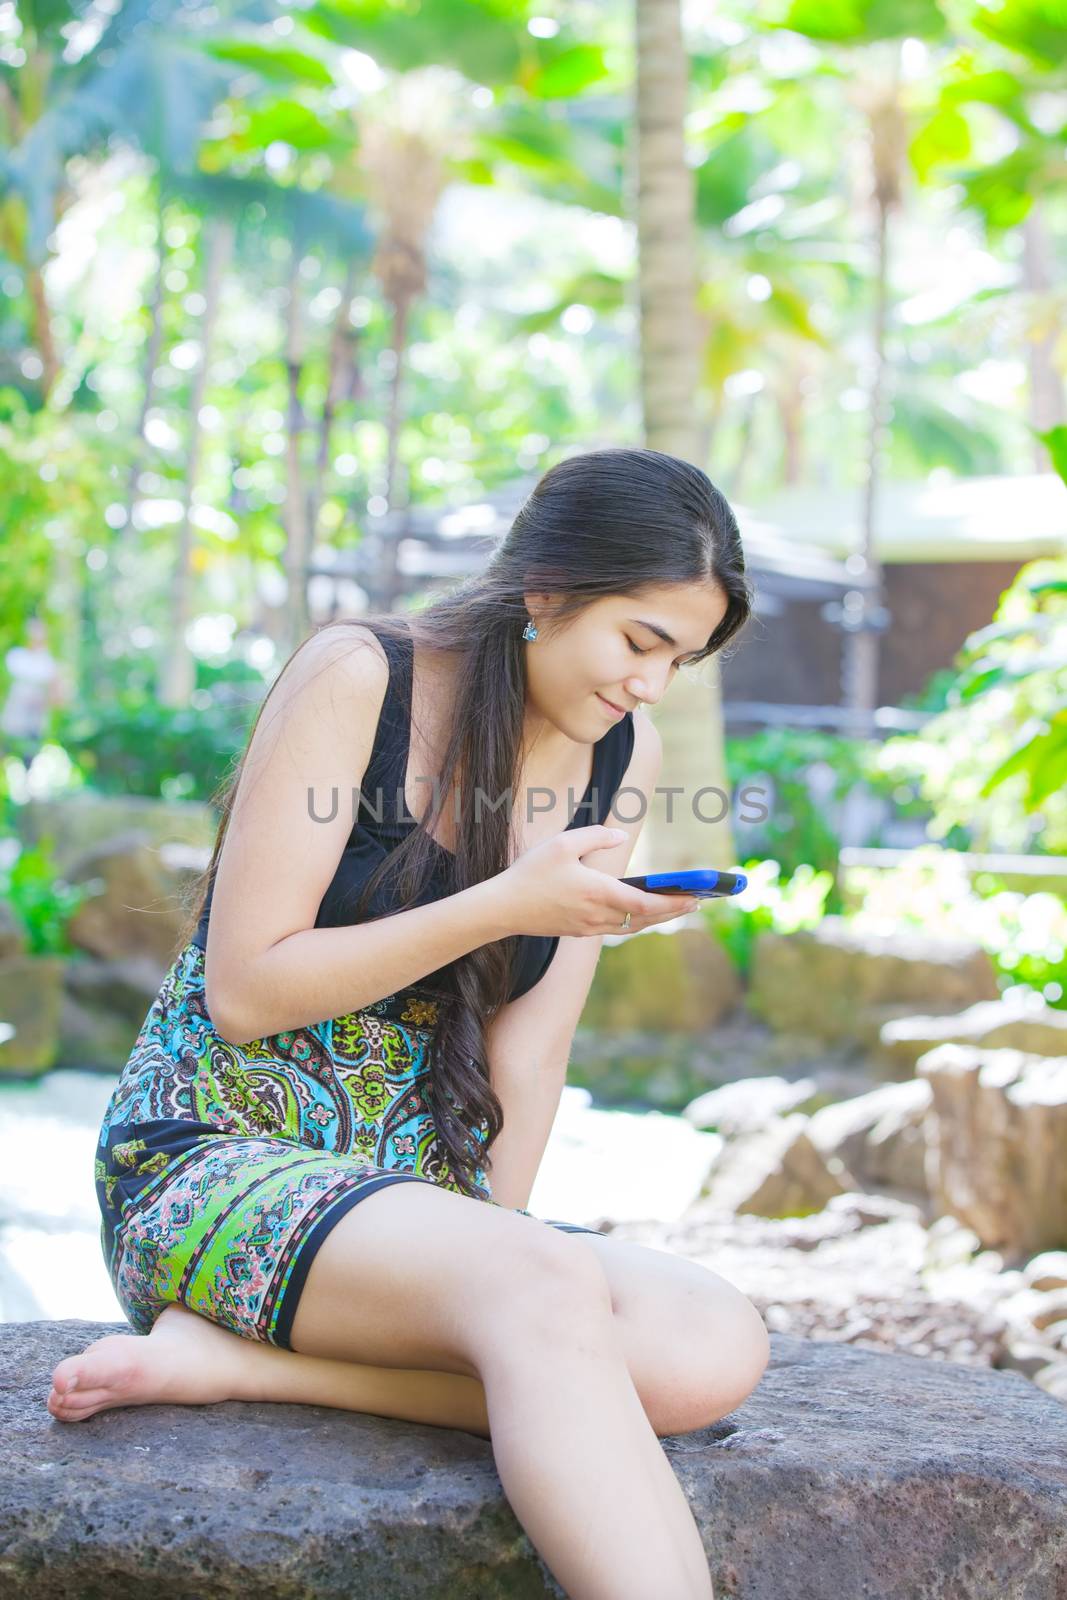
[53,1184,719,1599]
[47,1304,493,1436]
[476,1281,715,1600]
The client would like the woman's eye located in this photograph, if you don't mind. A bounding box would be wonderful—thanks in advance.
[628,637,687,668]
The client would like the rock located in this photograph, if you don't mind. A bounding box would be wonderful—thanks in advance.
[4,1318,1067,1599]
[881,995,1067,1072]
[626,1199,1018,1371]
[996,1339,1064,1381]
[683,1075,823,1135]
[1030,1290,1067,1334]
[697,1114,853,1219]
[918,1044,1067,1261]
[1024,1252,1067,1292]
[1034,1363,1067,1403]
[55,991,137,1074]
[748,920,998,1047]
[807,1079,932,1196]
[0,902,26,960]
[0,956,64,1079]
[63,831,208,967]
[64,953,163,1026]
[18,794,215,874]
[584,920,742,1033]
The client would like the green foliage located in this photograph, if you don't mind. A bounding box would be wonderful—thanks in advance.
[701,860,835,979]
[0,833,93,956]
[726,727,924,904]
[777,0,948,43]
[53,685,255,803]
[0,402,122,655]
[844,846,1067,1008]
[878,555,1067,852]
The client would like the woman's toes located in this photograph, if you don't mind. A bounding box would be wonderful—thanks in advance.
[44,1335,145,1422]
[50,1359,81,1399]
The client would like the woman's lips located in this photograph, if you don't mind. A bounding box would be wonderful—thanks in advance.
[596,693,626,718]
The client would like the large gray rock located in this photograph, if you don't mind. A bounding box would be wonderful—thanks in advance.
[63,832,208,967]
[697,1114,853,1219]
[919,1044,1067,1262]
[0,955,64,1078]
[584,920,743,1034]
[0,902,25,960]
[748,920,999,1049]
[807,1079,932,1196]
[881,995,1067,1073]
[3,1319,1066,1598]
[18,794,215,873]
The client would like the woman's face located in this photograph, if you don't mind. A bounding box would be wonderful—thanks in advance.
[521,582,731,742]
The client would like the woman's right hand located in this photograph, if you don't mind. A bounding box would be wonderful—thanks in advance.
[490,825,700,940]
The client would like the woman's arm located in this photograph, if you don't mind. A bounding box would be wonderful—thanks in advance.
[222,879,514,1045]
[483,711,662,1209]
[204,626,515,1044]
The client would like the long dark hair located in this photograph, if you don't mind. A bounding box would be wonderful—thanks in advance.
[177,447,752,1199]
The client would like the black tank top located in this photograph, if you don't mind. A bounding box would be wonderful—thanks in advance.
[192,622,636,1004]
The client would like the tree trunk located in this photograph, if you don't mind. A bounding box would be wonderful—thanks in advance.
[122,194,168,548]
[307,260,358,566]
[25,264,60,399]
[842,187,889,739]
[1021,206,1066,472]
[372,295,411,614]
[283,249,312,652]
[160,215,234,708]
[632,0,735,870]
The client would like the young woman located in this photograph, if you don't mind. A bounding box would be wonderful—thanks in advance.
[48,447,766,1600]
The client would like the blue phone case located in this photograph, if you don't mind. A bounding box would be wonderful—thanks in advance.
[620,868,748,898]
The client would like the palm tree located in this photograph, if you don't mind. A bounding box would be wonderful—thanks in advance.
[355,69,463,612]
[633,0,736,870]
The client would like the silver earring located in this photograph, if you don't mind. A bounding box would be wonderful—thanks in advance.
[522,619,539,641]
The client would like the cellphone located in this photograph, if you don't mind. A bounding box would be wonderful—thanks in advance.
[620,868,748,898]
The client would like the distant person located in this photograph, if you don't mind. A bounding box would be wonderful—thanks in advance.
[0,616,67,770]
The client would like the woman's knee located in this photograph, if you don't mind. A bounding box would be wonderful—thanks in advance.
[473,1224,616,1350]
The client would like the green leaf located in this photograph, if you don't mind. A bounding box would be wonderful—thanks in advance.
[525,45,610,100]
[238,99,340,153]
[910,106,971,182]
[778,0,946,40]
[972,0,1067,69]
[981,719,1067,807]
[956,664,1005,700]
[1038,424,1067,486]
[205,40,334,88]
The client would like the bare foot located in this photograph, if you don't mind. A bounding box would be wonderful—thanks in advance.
[46,1303,253,1423]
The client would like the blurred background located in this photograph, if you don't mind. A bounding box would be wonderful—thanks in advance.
[1,0,1065,1388]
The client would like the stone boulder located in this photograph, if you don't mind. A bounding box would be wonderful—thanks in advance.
[881,995,1067,1073]
[56,955,161,1072]
[748,920,999,1051]
[806,1079,933,1197]
[0,901,26,960]
[919,1044,1067,1262]
[696,1113,853,1219]
[583,919,742,1033]
[683,1075,826,1136]
[0,955,64,1078]
[3,1319,1066,1598]
[18,794,215,875]
[63,832,209,967]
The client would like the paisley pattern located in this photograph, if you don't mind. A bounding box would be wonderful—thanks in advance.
[96,940,599,1349]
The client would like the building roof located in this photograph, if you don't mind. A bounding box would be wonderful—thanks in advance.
[312,473,854,604]
[735,473,1066,564]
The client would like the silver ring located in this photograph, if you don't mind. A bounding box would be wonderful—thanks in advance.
[620,911,631,930]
